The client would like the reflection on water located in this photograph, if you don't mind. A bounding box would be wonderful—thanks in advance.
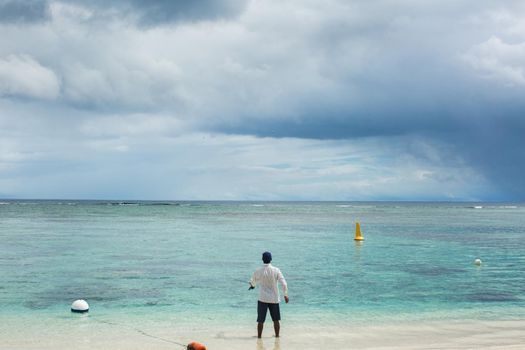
[354,240,363,259]
[256,337,280,350]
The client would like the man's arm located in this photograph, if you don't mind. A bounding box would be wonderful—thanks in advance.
[249,271,257,290]
[277,269,289,303]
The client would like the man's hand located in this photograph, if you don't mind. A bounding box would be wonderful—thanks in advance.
[284,296,289,303]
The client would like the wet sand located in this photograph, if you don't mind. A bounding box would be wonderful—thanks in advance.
[2,318,524,349]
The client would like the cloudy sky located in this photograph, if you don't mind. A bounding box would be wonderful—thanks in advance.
[0,0,524,201]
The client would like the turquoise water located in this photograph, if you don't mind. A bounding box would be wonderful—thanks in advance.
[1,201,524,328]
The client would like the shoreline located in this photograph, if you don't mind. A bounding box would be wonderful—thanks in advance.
[2,318,524,349]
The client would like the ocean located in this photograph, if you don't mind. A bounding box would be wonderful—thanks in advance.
[1,201,524,345]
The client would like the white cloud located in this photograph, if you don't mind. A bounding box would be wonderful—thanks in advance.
[0,54,60,99]
[80,114,185,138]
[0,0,523,200]
[462,36,525,86]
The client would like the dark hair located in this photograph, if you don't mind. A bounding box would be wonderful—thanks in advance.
[262,251,272,263]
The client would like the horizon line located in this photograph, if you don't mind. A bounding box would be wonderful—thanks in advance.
[1,198,523,204]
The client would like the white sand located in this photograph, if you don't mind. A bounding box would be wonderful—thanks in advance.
[2,318,524,349]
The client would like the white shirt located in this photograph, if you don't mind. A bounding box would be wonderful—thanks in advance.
[250,263,288,303]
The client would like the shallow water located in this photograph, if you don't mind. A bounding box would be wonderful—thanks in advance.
[1,201,524,329]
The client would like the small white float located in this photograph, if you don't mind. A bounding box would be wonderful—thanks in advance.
[71,299,89,313]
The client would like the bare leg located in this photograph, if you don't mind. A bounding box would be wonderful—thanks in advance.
[273,321,280,337]
[258,322,264,338]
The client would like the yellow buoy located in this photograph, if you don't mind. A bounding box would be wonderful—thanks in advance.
[354,222,364,241]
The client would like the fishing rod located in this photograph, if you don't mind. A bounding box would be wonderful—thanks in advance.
[90,316,206,349]
[90,316,187,347]
[232,278,254,290]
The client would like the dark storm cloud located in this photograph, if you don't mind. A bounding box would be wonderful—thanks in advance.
[0,0,247,25]
[452,104,525,200]
[215,76,525,199]
[0,0,49,23]
[71,0,248,25]
[200,1,525,200]
[123,0,248,25]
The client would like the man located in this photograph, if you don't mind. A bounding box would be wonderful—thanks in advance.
[249,251,289,338]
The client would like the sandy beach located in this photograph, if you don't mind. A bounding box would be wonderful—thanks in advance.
[2,318,524,350]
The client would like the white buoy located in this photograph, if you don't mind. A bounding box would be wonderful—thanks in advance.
[71,299,89,313]
[474,258,482,266]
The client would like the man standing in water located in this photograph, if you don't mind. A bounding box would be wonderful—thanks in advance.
[249,251,289,338]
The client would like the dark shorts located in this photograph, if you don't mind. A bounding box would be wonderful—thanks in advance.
[257,301,281,323]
